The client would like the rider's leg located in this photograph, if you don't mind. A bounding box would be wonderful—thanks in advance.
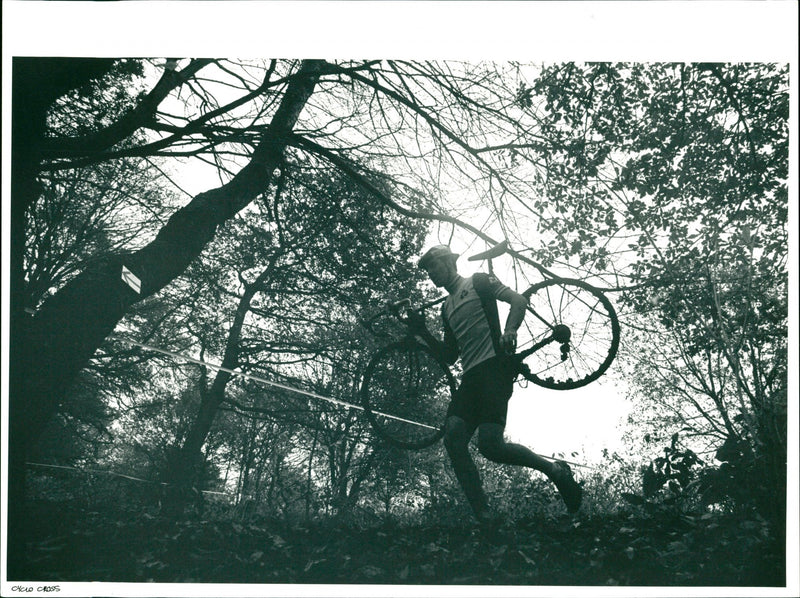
[478,422,583,512]
[476,422,555,475]
[443,415,488,518]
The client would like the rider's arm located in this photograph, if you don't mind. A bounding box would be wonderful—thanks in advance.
[406,310,459,365]
[497,287,528,354]
[439,316,460,365]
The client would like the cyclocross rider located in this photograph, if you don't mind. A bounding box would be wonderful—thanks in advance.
[415,244,582,523]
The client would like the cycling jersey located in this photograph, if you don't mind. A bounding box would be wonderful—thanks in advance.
[442,273,511,373]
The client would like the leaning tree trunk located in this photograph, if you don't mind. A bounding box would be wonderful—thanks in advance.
[16,59,322,460]
[8,59,323,575]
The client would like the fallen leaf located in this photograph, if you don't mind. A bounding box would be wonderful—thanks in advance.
[624,546,635,560]
[518,550,536,566]
[304,558,325,572]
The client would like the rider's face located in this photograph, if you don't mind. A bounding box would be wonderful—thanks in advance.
[423,257,456,288]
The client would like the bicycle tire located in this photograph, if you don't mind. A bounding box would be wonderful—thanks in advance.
[361,338,455,449]
[518,278,620,390]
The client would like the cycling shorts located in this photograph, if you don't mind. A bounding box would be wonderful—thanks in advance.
[447,355,516,432]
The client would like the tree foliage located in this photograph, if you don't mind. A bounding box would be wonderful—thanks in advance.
[516,62,788,521]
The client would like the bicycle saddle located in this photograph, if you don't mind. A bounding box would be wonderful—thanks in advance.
[467,240,508,262]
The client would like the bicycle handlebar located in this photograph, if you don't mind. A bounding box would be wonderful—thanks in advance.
[387,298,411,312]
[387,296,446,322]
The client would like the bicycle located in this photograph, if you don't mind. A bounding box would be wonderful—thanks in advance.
[360,240,620,450]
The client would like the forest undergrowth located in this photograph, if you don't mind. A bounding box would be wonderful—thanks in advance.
[19,498,784,587]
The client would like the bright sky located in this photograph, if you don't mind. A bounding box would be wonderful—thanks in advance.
[506,378,631,466]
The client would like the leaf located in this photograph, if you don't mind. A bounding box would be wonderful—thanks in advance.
[518,550,536,566]
[304,558,325,572]
[666,541,688,553]
[424,541,449,554]
[269,534,287,548]
[624,546,635,560]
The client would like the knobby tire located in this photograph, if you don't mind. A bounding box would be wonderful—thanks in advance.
[518,278,620,390]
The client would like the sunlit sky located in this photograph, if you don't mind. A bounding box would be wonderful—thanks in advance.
[507,379,631,464]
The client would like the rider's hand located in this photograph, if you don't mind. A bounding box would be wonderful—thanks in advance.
[500,330,517,354]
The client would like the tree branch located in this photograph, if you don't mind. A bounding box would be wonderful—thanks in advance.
[41,59,214,159]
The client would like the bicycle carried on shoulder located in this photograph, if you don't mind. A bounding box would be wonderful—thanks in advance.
[360,241,620,450]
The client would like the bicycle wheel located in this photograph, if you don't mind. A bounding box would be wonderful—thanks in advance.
[518,278,620,390]
[361,338,455,449]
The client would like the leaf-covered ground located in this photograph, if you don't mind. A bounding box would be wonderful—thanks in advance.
[19,500,784,587]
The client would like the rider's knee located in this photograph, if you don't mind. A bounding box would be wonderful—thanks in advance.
[477,435,505,462]
[477,425,506,462]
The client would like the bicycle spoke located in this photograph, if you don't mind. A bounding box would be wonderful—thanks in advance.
[529,359,564,378]
[361,341,453,449]
[520,279,620,390]
[527,304,556,330]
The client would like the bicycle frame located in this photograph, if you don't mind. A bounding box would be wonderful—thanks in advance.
[365,238,619,389]
[364,296,444,342]
[466,240,569,351]
[366,242,562,357]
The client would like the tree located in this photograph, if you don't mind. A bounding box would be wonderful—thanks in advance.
[11,57,323,574]
[147,159,430,513]
[13,59,322,456]
[14,59,560,552]
[12,58,548,470]
[517,62,788,520]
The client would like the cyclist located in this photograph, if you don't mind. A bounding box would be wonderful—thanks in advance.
[414,244,582,524]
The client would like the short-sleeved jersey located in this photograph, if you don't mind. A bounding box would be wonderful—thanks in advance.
[442,274,511,373]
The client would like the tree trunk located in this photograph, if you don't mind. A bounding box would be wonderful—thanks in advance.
[16,59,322,458]
[306,430,319,523]
[8,59,323,569]
[9,57,118,580]
[164,261,279,516]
